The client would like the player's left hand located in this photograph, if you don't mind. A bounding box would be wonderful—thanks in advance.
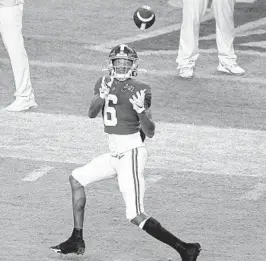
[129,89,146,113]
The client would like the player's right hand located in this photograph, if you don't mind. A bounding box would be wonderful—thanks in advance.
[99,76,113,99]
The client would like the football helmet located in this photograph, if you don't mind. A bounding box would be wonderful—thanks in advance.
[108,44,139,81]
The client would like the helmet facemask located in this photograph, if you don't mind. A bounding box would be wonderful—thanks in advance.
[109,58,138,81]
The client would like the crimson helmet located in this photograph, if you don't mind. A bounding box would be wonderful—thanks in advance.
[108,44,139,81]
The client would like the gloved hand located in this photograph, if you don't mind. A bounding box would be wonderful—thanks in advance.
[99,76,114,99]
[129,89,146,113]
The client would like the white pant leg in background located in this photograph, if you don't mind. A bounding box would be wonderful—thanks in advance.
[213,0,237,65]
[0,4,33,97]
[176,0,209,68]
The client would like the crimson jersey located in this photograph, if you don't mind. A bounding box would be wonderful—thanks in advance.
[94,77,152,135]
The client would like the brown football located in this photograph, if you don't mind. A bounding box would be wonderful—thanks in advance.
[133,5,156,30]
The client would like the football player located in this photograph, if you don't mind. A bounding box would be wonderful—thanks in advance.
[51,44,201,261]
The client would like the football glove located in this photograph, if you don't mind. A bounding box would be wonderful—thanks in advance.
[99,76,114,99]
[129,89,146,113]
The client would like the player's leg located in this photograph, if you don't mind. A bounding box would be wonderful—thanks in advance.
[141,218,201,261]
[176,0,209,78]
[70,153,116,231]
[51,153,116,255]
[116,147,147,222]
[118,147,201,261]
[213,0,245,75]
[0,4,37,111]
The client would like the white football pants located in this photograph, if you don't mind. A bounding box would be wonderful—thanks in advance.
[72,147,147,221]
[0,4,33,97]
[176,0,237,68]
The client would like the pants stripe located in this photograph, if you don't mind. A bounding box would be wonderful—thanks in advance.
[132,148,141,216]
[135,148,140,215]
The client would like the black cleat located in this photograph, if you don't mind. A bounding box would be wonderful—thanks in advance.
[51,237,85,255]
[179,243,202,261]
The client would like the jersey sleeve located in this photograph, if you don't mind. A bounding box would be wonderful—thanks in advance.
[93,77,103,95]
[144,85,152,109]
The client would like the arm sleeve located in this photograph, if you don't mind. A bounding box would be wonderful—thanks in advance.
[144,86,152,109]
[93,77,102,95]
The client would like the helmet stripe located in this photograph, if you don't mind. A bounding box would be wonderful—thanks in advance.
[120,44,125,53]
[136,12,155,23]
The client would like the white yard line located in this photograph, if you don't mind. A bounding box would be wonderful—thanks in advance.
[167,0,258,8]
[22,166,54,181]
[1,57,265,84]
[82,46,266,57]
[137,48,266,56]
[200,17,266,41]
[239,41,266,48]
[0,111,265,178]
[167,0,183,8]
[146,175,163,188]
[235,16,266,34]
[200,29,266,41]
[23,34,95,45]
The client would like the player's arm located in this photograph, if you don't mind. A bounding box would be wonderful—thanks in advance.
[88,94,105,118]
[129,89,155,138]
[138,108,155,138]
[88,76,113,118]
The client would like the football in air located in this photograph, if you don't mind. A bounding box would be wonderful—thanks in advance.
[133,5,156,30]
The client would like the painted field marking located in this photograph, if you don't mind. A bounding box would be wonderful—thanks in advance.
[241,183,266,201]
[239,41,266,48]
[85,12,214,52]
[24,34,95,45]
[168,0,183,8]
[237,29,266,38]
[146,175,163,188]
[201,29,266,42]
[137,48,266,57]
[0,111,265,178]
[168,0,218,8]
[1,57,265,84]
[200,17,266,41]
[22,166,54,181]
[235,16,266,34]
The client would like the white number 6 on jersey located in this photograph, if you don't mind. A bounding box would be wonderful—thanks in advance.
[103,94,118,126]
